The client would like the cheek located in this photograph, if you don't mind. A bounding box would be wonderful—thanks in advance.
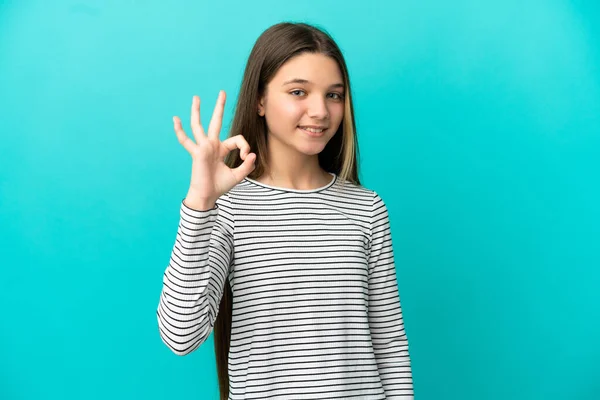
[276,100,304,123]
[332,102,345,118]
[329,104,345,128]
[265,100,303,133]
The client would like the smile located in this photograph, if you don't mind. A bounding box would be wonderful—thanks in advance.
[298,126,326,137]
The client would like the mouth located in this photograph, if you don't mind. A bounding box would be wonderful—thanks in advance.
[298,126,327,137]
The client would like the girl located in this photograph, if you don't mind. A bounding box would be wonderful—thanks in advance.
[157,22,414,399]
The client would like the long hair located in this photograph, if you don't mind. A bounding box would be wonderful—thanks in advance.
[214,21,362,399]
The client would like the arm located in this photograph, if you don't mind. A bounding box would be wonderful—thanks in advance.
[156,193,234,355]
[368,191,414,398]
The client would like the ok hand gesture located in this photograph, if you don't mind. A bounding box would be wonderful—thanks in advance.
[173,91,256,210]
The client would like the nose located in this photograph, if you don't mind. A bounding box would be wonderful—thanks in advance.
[307,95,329,120]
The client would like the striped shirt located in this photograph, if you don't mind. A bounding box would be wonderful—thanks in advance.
[156,172,414,399]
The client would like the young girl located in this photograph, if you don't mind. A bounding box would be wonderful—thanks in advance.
[157,22,414,400]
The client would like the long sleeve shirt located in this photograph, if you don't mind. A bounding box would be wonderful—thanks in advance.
[156,172,414,399]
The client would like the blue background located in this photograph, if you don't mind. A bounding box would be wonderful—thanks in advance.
[1,1,599,399]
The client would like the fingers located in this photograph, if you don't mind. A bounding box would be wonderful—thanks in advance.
[207,90,226,140]
[232,152,256,181]
[190,95,206,142]
[173,116,195,153]
[219,134,252,159]
[220,134,255,180]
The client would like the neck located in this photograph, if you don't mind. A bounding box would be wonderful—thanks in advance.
[259,136,331,191]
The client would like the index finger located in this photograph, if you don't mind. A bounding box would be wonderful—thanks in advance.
[207,90,226,140]
[190,95,206,143]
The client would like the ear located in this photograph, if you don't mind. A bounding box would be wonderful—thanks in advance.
[257,96,265,116]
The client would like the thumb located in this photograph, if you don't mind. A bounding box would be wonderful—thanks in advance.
[232,153,256,181]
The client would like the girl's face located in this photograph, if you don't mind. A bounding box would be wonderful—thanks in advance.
[258,52,345,156]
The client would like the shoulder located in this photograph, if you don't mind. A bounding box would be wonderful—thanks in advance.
[331,175,375,199]
[214,178,259,209]
[335,177,385,208]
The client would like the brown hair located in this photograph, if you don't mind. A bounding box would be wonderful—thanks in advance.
[215,21,361,399]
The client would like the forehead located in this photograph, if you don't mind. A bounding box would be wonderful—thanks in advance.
[271,53,343,86]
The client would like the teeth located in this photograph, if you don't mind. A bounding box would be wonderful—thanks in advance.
[301,127,324,133]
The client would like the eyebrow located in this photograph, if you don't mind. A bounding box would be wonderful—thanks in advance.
[282,78,345,89]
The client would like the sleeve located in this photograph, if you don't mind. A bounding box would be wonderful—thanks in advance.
[156,193,234,356]
[368,191,415,398]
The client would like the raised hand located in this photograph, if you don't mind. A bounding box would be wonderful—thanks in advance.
[173,90,256,210]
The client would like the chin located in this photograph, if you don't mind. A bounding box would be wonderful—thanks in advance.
[294,142,328,156]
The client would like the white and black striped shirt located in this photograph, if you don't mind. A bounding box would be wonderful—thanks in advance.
[157,172,414,399]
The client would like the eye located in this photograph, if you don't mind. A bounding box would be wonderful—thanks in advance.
[289,90,344,100]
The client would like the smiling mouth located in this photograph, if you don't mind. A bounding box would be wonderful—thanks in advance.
[298,126,326,134]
